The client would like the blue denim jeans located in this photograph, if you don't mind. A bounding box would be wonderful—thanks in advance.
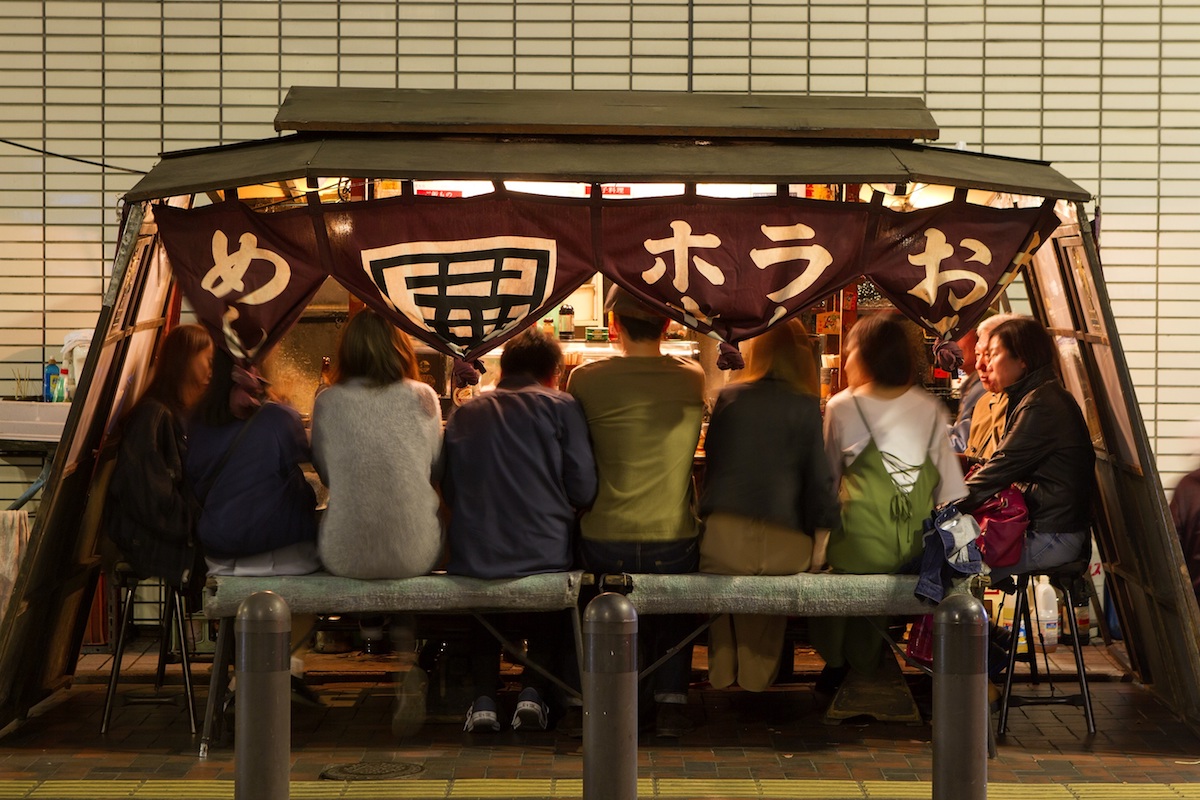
[579,537,699,703]
[988,530,1089,584]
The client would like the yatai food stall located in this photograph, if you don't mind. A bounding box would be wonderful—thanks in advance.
[1,88,1196,733]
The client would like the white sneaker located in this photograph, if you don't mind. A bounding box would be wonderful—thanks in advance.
[511,687,549,731]
[464,696,500,733]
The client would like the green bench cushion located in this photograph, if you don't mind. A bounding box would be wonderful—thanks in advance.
[622,573,926,616]
[203,570,586,618]
[204,570,926,619]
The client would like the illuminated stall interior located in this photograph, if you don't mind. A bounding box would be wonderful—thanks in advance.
[1,88,1197,736]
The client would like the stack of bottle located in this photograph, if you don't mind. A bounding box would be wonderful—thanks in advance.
[42,360,69,402]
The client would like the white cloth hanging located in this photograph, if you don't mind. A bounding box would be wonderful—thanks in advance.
[0,509,31,620]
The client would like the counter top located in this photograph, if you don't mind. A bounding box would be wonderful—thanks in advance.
[0,401,70,449]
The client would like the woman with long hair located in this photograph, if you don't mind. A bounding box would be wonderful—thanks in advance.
[699,319,839,691]
[107,324,213,593]
[811,313,966,693]
[185,347,320,576]
[959,317,1094,583]
[311,308,444,579]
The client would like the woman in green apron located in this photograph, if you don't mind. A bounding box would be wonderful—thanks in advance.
[811,314,967,693]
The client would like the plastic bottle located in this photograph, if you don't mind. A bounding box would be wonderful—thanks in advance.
[558,303,575,340]
[43,360,60,402]
[56,368,69,401]
[1067,602,1091,647]
[1034,576,1059,652]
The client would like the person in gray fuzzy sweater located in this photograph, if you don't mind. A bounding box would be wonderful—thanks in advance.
[311,309,444,579]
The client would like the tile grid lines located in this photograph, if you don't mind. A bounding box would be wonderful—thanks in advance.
[4,0,1200,485]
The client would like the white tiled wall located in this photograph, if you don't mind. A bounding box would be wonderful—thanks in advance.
[2,0,1200,505]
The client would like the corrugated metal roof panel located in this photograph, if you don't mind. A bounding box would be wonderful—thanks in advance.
[124,135,1089,203]
[274,87,940,141]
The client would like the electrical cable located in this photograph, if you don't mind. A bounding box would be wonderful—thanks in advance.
[0,138,147,174]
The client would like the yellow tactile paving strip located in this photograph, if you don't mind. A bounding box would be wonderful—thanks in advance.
[5,780,1200,799]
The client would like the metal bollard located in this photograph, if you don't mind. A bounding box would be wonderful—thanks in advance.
[235,591,291,800]
[583,592,638,800]
[932,592,989,800]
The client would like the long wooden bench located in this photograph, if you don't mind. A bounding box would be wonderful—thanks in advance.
[199,570,587,757]
[616,573,927,616]
[198,570,931,757]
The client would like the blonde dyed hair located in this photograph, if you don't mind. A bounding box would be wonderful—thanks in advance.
[737,318,819,395]
[335,308,419,387]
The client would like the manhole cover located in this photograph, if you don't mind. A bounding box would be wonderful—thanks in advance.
[320,761,424,781]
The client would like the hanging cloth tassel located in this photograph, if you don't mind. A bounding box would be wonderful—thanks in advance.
[932,338,963,374]
[452,356,485,388]
[716,342,744,370]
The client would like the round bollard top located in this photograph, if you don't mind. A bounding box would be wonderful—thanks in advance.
[934,592,988,628]
[235,590,291,633]
[584,592,638,626]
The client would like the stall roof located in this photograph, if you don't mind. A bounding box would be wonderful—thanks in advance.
[125,134,1090,203]
[274,87,942,140]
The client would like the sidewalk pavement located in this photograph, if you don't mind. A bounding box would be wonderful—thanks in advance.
[1,640,1198,799]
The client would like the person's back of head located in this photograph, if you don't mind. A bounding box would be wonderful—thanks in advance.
[740,318,818,395]
[500,327,562,385]
[605,285,667,344]
[194,347,238,428]
[847,313,915,389]
[141,323,213,416]
[335,308,418,387]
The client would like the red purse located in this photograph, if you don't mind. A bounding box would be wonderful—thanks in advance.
[905,614,934,668]
[971,484,1029,568]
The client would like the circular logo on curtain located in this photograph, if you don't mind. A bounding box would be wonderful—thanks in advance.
[361,236,557,355]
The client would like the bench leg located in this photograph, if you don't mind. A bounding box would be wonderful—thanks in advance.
[199,617,233,759]
[471,611,582,701]
[571,605,584,687]
[638,615,715,682]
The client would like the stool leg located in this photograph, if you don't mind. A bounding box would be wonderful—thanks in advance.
[997,578,1027,736]
[101,579,138,734]
[200,617,233,759]
[172,589,198,735]
[1018,582,1039,686]
[1084,575,1114,646]
[1060,584,1097,734]
[155,584,173,692]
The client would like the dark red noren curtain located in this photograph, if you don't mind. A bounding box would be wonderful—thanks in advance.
[155,201,328,364]
[155,193,1061,364]
[320,193,596,362]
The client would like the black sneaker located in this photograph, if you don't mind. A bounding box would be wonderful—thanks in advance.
[463,696,501,733]
[511,687,549,731]
[654,702,694,738]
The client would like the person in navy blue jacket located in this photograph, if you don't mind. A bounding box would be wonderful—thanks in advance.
[186,348,320,577]
[442,327,597,733]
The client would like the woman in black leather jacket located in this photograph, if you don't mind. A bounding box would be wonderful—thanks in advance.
[959,317,1095,582]
[107,324,214,595]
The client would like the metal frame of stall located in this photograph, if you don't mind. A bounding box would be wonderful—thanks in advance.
[1,88,1197,736]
